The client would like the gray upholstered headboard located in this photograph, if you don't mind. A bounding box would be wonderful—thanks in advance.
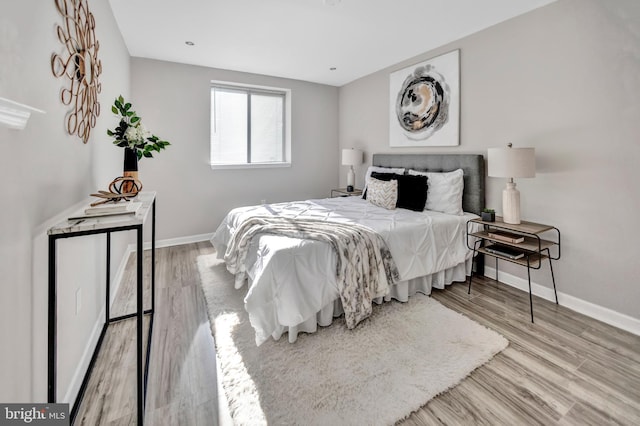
[372,153,485,215]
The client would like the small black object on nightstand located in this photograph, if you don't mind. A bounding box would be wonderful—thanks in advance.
[481,209,495,222]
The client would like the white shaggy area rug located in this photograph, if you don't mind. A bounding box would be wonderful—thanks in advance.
[198,254,508,426]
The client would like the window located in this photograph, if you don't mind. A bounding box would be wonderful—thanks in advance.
[210,82,291,168]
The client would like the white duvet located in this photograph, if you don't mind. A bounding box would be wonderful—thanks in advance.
[212,196,480,345]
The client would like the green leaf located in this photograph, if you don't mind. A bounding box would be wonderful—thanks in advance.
[109,96,171,159]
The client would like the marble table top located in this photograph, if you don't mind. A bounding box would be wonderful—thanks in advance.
[48,191,156,236]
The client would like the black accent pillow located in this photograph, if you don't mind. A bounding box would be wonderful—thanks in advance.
[370,172,428,211]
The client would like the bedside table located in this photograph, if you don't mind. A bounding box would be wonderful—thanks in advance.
[466,216,560,323]
[331,188,363,197]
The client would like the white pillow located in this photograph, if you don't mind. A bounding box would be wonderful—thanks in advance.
[367,177,398,210]
[408,168,464,215]
[362,166,405,197]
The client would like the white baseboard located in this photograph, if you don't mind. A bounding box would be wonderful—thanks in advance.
[62,306,106,404]
[485,267,640,336]
[154,232,213,248]
[126,232,214,252]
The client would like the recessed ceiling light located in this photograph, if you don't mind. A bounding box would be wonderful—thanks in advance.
[185,41,195,46]
[330,67,337,71]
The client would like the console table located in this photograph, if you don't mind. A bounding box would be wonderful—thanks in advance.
[47,191,156,425]
[466,216,560,323]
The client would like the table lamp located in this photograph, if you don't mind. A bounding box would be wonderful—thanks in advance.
[341,148,363,192]
[488,143,535,224]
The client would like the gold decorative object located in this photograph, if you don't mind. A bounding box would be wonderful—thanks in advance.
[51,0,102,144]
[89,177,143,206]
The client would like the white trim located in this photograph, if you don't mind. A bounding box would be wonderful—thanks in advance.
[0,96,45,130]
[62,306,105,404]
[126,233,214,252]
[485,267,640,336]
[210,162,291,170]
[210,80,285,93]
[154,232,213,248]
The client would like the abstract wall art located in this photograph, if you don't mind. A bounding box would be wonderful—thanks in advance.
[389,50,459,147]
[51,0,102,144]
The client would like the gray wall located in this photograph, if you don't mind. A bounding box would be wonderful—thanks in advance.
[339,0,640,320]
[0,1,131,402]
[130,58,339,240]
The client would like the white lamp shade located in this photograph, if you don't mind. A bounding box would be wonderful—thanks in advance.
[488,146,535,178]
[341,148,363,166]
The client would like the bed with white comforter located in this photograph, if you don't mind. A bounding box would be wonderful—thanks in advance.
[212,196,482,345]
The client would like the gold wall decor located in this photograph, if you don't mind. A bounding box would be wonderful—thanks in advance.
[51,0,102,144]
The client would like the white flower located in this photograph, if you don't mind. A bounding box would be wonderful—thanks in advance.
[108,96,171,158]
[125,123,150,145]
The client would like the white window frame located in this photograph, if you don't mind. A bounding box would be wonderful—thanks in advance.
[210,80,291,169]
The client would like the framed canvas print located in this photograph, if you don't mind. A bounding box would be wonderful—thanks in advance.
[389,49,459,147]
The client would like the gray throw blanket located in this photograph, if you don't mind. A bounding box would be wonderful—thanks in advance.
[224,216,400,329]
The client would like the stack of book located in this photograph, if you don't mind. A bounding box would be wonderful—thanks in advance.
[485,243,525,260]
[487,230,525,244]
[69,202,142,220]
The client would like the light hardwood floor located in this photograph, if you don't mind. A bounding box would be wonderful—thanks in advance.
[75,242,640,425]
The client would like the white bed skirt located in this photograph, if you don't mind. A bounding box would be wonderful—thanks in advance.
[267,258,473,343]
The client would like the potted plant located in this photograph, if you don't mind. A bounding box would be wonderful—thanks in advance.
[481,208,495,222]
[107,96,170,190]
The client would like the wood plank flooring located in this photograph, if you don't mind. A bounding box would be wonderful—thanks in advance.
[74,242,640,425]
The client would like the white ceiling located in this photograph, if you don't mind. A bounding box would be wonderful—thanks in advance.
[109,0,556,87]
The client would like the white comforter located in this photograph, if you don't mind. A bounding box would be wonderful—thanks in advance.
[212,196,479,345]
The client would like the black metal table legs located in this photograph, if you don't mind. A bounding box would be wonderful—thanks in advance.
[48,198,156,425]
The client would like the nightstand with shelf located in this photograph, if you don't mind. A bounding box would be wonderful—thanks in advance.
[331,188,363,197]
[466,216,560,323]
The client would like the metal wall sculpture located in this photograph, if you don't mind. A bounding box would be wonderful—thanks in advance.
[51,0,102,144]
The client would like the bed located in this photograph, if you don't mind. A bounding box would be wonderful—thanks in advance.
[211,154,485,345]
